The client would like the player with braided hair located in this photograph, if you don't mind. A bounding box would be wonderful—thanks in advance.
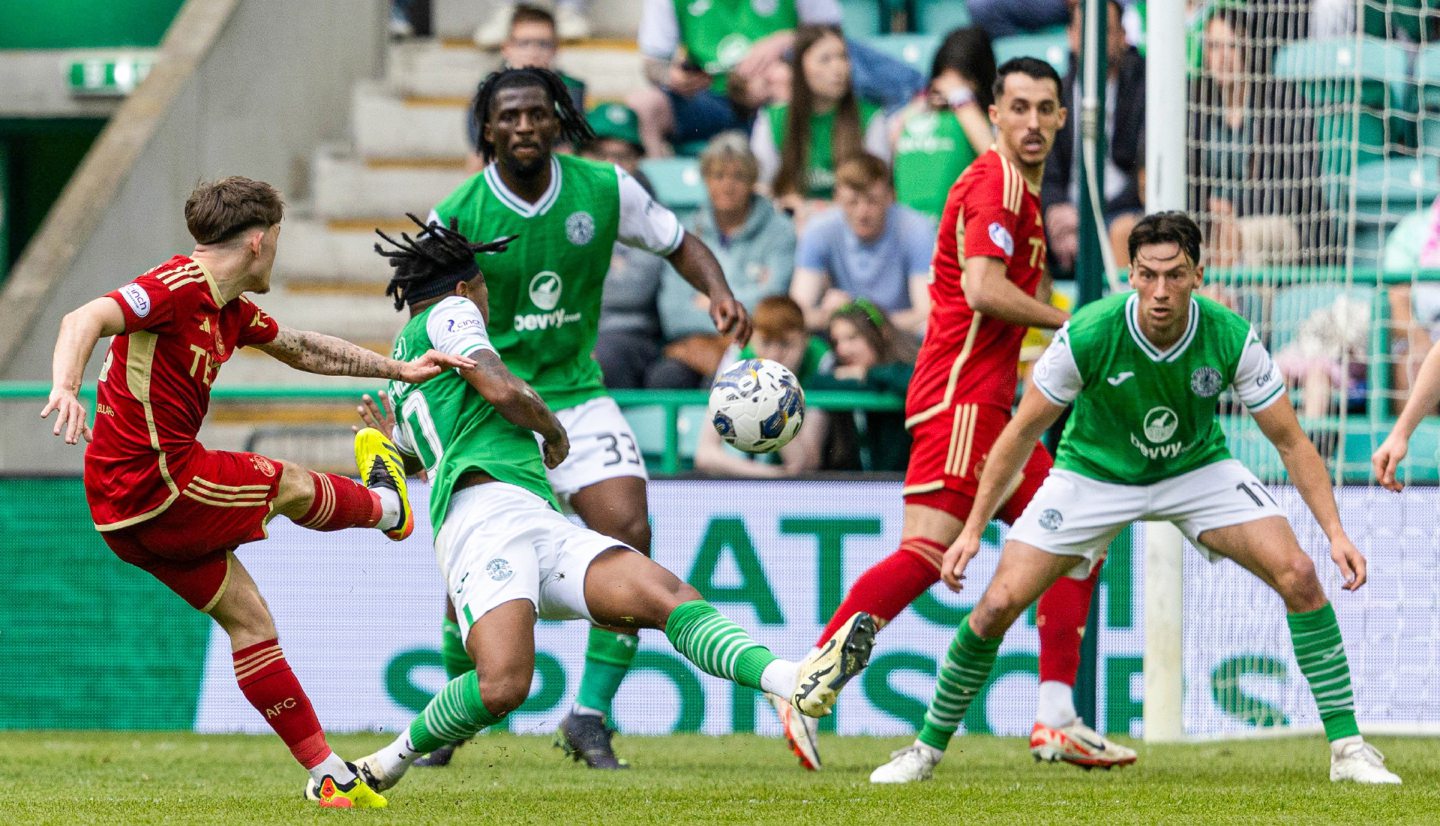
[308,217,876,801]
[407,66,757,770]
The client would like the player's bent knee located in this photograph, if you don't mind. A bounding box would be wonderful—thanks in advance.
[1275,553,1326,611]
[477,672,532,717]
[971,591,1025,638]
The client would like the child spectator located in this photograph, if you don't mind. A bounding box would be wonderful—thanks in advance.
[474,0,592,49]
[789,154,934,337]
[696,295,838,476]
[752,25,890,224]
[806,299,916,471]
[650,132,797,388]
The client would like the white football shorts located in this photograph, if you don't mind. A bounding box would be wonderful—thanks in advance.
[543,396,648,502]
[1008,459,1286,578]
[435,482,636,637]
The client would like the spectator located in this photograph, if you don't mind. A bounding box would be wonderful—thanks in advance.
[1274,293,1371,419]
[806,299,916,471]
[1379,188,1440,408]
[628,0,844,158]
[474,0,592,48]
[889,26,997,224]
[790,154,934,337]
[582,103,669,390]
[696,295,836,477]
[465,4,586,172]
[650,132,797,388]
[967,0,1069,39]
[753,25,890,223]
[1043,0,1145,280]
[1188,7,1333,267]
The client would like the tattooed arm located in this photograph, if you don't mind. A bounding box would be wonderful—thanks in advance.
[255,325,474,383]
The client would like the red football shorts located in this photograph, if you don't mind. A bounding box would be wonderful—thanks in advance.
[902,402,1052,523]
[99,449,283,611]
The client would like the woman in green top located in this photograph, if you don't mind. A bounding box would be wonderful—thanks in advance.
[888,27,997,224]
[752,25,889,227]
[807,298,917,472]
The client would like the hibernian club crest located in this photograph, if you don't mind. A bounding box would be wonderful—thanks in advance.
[565,211,595,246]
[1190,366,1223,398]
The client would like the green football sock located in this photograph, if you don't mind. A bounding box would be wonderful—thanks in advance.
[664,600,776,690]
[917,613,1002,752]
[441,618,473,681]
[408,670,505,754]
[1288,603,1360,741]
[575,627,638,719]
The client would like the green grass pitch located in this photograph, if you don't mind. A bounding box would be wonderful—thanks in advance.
[10,731,1436,824]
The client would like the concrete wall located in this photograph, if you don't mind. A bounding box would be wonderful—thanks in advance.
[0,0,385,471]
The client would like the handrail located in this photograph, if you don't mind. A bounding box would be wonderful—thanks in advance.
[0,382,904,474]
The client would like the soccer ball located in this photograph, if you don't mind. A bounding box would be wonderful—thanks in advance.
[708,358,806,453]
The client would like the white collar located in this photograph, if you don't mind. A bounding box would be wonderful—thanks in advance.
[1125,293,1199,363]
[483,157,562,218]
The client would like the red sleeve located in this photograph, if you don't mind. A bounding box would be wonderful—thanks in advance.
[104,276,177,334]
[235,297,280,347]
[961,162,1021,266]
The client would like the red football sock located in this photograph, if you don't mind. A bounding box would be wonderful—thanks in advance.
[233,639,331,769]
[816,539,944,646]
[1036,562,1103,684]
[295,471,381,531]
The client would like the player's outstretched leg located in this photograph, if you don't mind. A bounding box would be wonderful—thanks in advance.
[210,560,386,808]
[1030,563,1136,769]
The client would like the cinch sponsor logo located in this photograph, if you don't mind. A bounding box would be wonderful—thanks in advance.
[514,310,582,331]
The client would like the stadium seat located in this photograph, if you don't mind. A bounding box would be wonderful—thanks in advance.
[840,0,886,37]
[860,33,942,75]
[913,0,971,35]
[1274,37,1410,176]
[1353,157,1440,220]
[1412,43,1440,159]
[639,157,707,212]
[992,26,1070,75]
[1267,283,1377,354]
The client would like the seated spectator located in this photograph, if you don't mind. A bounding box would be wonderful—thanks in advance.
[696,295,839,477]
[890,26,997,225]
[1274,293,1371,419]
[1188,7,1333,267]
[465,4,587,172]
[752,25,890,224]
[1043,0,1145,280]
[1379,190,1440,410]
[805,299,916,471]
[628,0,843,158]
[650,132,797,388]
[968,0,1069,39]
[789,154,934,337]
[584,104,669,390]
[474,0,592,49]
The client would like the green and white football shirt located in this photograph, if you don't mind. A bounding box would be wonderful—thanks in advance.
[388,296,558,529]
[431,154,684,413]
[1031,292,1287,485]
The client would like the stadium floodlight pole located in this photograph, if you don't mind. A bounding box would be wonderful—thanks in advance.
[1142,0,1187,745]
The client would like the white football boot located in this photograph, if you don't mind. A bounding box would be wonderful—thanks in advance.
[869,742,943,784]
[1030,720,1138,769]
[1330,740,1402,784]
[768,692,821,770]
[791,612,877,717]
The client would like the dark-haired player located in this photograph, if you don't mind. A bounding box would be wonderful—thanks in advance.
[778,58,1134,773]
[310,218,874,800]
[418,66,755,770]
[871,211,1400,785]
[40,176,474,808]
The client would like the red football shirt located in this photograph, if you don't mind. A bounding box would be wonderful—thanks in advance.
[906,149,1048,427]
[85,256,280,530]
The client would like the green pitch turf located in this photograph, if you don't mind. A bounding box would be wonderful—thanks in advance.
[9,731,1435,824]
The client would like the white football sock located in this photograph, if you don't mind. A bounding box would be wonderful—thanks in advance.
[308,751,356,785]
[1331,734,1364,757]
[571,704,605,718]
[375,732,421,776]
[1036,680,1079,729]
[759,660,799,697]
[373,487,402,531]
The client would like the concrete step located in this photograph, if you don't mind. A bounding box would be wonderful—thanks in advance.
[384,39,644,104]
[246,286,405,349]
[432,0,642,42]
[312,147,469,220]
[353,81,472,161]
[274,215,398,285]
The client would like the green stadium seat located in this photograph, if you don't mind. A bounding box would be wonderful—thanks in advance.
[913,0,971,35]
[840,0,885,37]
[861,33,942,75]
[1412,43,1440,158]
[1267,283,1377,354]
[1353,157,1440,219]
[1274,37,1410,176]
[1362,0,1438,43]
[639,157,707,212]
[992,26,1070,75]
[623,403,708,472]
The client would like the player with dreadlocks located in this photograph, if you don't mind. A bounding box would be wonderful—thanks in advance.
[407,66,757,770]
[309,216,876,802]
